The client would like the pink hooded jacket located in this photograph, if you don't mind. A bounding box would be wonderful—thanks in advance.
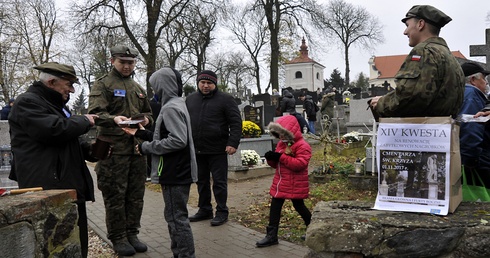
[267,115,311,199]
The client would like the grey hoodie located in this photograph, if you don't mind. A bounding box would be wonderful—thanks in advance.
[141,67,197,184]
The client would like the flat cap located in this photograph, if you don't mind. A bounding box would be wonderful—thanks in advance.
[110,45,138,60]
[401,5,452,28]
[461,62,490,77]
[34,62,79,84]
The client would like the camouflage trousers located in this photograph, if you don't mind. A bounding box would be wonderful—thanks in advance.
[95,154,147,241]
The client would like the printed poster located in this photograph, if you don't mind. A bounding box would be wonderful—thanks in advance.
[373,122,451,215]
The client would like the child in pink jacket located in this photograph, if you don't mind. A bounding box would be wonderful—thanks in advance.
[256,115,312,247]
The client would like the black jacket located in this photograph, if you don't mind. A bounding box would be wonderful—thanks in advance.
[280,90,296,114]
[304,96,317,121]
[8,81,95,202]
[186,87,242,154]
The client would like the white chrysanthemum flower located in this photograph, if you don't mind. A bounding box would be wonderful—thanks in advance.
[241,150,260,166]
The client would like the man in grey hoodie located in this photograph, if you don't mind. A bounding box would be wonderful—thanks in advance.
[122,67,197,257]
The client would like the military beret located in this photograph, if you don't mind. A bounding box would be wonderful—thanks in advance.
[401,5,452,28]
[34,62,79,84]
[110,45,138,60]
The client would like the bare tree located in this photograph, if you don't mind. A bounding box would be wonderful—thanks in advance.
[211,51,254,94]
[312,0,384,86]
[0,0,62,103]
[253,0,318,91]
[72,0,191,96]
[223,3,268,94]
[10,0,62,65]
[184,2,223,75]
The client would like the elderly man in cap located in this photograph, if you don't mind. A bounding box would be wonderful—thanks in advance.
[369,5,464,117]
[88,45,153,256]
[459,62,490,189]
[8,62,98,257]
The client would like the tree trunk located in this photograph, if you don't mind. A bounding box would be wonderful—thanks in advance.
[344,46,350,87]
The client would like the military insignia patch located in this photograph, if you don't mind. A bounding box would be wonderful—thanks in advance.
[114,89,126,97]
[411,55,421,61]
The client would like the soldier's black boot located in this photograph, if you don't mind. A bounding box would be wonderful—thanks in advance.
[256,226,279,247]
[128,235,148,253]
[112,238,136,256]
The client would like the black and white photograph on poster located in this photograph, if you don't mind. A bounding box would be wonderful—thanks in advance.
[378,151,446,199]
[374,122,451,215]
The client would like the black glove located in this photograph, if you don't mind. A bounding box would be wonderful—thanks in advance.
[264,151,282,162]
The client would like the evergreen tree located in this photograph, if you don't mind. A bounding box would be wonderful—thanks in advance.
[72,88,86,115]
[326,69,345,92]
[353,72,370,91]
[183,84,196,96]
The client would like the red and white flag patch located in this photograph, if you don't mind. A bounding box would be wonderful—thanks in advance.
[411,55,421,61]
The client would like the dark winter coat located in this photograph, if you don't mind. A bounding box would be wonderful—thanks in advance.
[1,105,11,120]
[267,115,311,199]
[8,81,95,203]
[303,95,317,121]
[459,84,490,169]
[280,90,296,114]
[185,86,242,154]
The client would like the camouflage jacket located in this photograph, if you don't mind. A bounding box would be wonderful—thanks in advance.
[375,37,464,117]
[88,68,153,155]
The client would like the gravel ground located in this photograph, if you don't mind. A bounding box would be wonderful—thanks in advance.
[88,229,116,257]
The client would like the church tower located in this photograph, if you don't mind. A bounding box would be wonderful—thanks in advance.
[284,38,325,92]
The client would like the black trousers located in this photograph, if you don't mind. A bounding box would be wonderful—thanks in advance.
[268,197,311,227]
[196,154,229,216]
[77,202,88,258]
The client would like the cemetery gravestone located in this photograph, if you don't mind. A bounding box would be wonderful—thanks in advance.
[243,105,264,134]
[252,93,271,106]
[470,28,490,70]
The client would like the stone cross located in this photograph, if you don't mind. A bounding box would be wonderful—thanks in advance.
[470,28,490,70]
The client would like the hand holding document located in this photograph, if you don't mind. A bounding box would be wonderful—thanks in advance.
[456,114,490,123]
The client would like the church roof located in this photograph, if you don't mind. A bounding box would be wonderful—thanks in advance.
[286,38,324,67]
[373,51,466,78]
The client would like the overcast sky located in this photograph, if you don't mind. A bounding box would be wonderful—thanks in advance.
[56,0,490,86]
[313,0,490,79]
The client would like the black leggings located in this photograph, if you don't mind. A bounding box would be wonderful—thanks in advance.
[268,197,311,227]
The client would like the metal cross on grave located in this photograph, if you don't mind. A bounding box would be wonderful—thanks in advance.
[470,28,490,70]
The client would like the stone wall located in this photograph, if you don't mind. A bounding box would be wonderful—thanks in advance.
[304,201,490,258]
[0,190,82,257]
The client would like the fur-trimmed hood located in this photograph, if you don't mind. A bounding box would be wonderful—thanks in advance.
[267,115,302,143]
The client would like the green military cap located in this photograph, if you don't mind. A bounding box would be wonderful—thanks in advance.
[34,62,79,84]
[401,5,452,28]
[110,45,138,60]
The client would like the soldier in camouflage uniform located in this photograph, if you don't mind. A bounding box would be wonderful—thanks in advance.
[370,5,465,117]
[88,45,153,256]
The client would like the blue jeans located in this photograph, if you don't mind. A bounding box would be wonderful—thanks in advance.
[308,121,315,134]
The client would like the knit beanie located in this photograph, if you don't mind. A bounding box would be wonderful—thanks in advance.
[197,70,218,86]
